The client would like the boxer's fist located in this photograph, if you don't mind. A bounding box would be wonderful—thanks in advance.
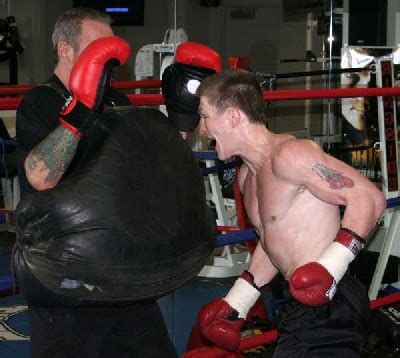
[198,270,261,351]
[60,36,131,136]
[184,346,240,358]
[289,262,336,307]
[198,299,244,351]
[289,228,365,307]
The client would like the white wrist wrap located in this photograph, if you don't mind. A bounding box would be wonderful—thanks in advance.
[317,242,355,283]
[223,277,260,319]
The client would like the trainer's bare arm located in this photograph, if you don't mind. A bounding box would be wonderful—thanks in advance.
[24,126,80,191]
[273,139,387,237]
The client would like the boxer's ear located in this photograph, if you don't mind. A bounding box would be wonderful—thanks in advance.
[227,107,241,128]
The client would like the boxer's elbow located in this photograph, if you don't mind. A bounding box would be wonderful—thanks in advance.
[377,192,387,216]
[370,189,387,221]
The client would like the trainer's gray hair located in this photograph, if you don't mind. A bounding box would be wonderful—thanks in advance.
[52,7,111,61]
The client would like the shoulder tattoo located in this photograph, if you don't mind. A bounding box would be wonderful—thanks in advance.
[312,163,354,189]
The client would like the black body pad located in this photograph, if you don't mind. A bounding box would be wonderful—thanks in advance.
[15,107,216,305]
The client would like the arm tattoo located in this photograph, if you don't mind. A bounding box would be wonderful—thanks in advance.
[26,126,80,184]
[312,163,354,189]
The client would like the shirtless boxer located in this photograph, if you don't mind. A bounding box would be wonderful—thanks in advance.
[195,69,386,356]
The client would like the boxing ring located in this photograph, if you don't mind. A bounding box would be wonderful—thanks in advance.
[0,72,400,355]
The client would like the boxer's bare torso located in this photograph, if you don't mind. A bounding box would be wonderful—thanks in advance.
[239,134,341,280]
[198,95,384,286]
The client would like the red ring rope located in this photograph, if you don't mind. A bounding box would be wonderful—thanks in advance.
[0,97,21,110]
[0,80,162,97]
[111,80,161,89]
[0,84,399,109]
[0,94,165,109]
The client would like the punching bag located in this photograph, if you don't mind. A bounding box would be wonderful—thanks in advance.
[15,107,216,306]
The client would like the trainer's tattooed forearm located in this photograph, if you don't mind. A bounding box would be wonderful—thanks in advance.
[26,126,80,184]
[312,164,354,189]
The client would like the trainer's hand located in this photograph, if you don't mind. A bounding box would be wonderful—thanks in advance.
[60,36,131,136]
[198,270,261,351]
[161,41,221,132]
[175,41,221,72]
[289,228,365,307]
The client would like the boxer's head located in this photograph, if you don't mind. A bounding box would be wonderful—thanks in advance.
[197,69,267,126]
[162,42,221,132]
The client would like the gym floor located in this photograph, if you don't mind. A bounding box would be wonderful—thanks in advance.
[0,231,398,357]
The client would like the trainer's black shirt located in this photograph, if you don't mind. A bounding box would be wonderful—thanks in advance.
[16,74,131,197]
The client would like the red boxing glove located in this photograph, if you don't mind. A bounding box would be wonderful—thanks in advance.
[198,270,261,351]
[184,346,240,358]
[175,41,221,72]
[289,228,365,307]
[60,36,131,136]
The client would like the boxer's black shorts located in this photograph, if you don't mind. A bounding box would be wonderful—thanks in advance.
[274,273,369,357]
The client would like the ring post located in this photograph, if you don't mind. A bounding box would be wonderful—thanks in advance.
[369,58,400,299]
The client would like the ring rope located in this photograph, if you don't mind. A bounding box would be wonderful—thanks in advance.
[256,66,370,81]
[201,159,242,176]
[216,195,400,247]
[0,86,400,110]
[263,86,400,101]
[0,80,162,96]
[193,151,219,160]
